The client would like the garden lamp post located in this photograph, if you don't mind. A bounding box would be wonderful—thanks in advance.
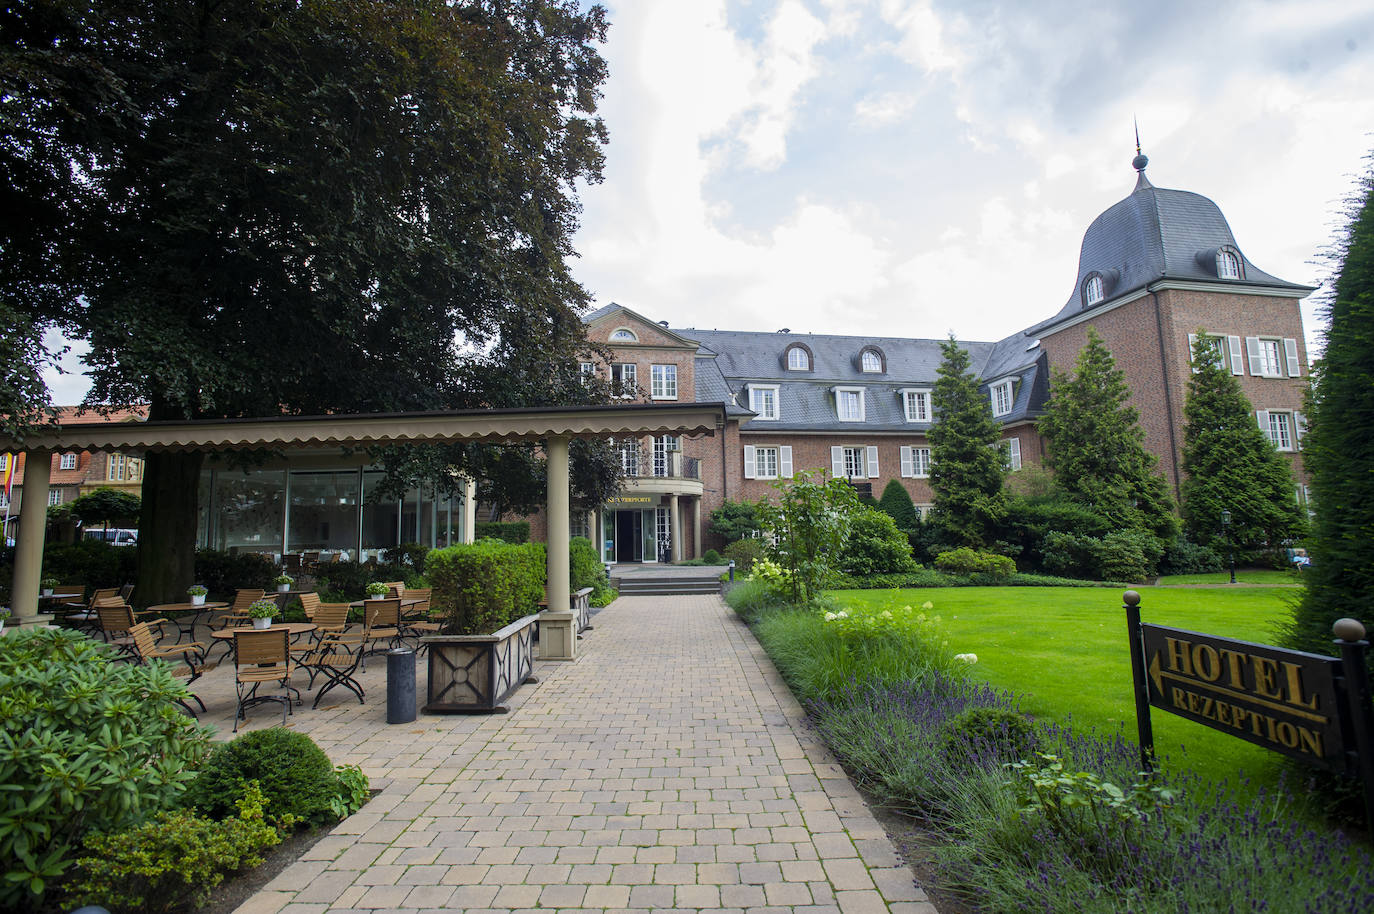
[1221,509,1236,584]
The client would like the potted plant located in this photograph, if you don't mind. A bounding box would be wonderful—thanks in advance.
[41,578,60,598]
[187,584,209,606]
[247,598,279,629]
[364,581,388,598]
[420,542,544,713]
[274,574,294,594]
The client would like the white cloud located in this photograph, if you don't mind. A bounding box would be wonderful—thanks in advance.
[853,91,916,126]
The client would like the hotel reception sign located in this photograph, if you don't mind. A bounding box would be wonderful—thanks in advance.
[1140,625,1341,768]
[1122,591,1374,826]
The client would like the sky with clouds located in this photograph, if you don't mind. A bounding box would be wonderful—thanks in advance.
[571,0,1374,350]
[41,0,1374,404]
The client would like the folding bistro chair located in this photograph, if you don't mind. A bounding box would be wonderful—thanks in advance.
[359,598,407,668]
[298,591,320,620]
[95,601,163,656]
[232,628,297,732]
[297,627,366,709]
[126,622,218,715]
[210,589,265,660]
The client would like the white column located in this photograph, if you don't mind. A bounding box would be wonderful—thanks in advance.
[540,435,576,660]
[693,498,702,560]
[11,450,51,623]
[461,475,477,544]
[669,493,681,563]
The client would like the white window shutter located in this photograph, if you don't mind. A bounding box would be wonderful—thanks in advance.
[1009,438,1021,470]
[1228,336,1244,376]
[1283,338,1301,377]
[780,446,793,478]
[1187,334,1199,372]
[900,446,913,478]
[1246,337,1262,376]
[866,446,879,478]
[743,445,756,480]
[831,446,844,478]
[1256,410,1270,435]
[1294,412,1306,446]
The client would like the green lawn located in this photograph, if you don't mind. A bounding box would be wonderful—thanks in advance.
[1154,568,1303,586]
[830,585,1304,791]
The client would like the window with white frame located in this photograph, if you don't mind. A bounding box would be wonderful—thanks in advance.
[749,385,779,420]
[652,435,680,477]
[48,488,63,506]
[617,438,641,475]
[579,361,596,378]
[0,492,7,509]
[1006,437,1021,471]
[650,364,678,399]
[842,446,866,478]
[1217,249,1242,279]
[609,327,638,342]
[109,454,126,481]
[610,362,638,396]
[743,445,792,480]
[570,512,590,540]
[59,453,76,470]
[1259,410,1296,451]
[786,346,810,371]
[860,349,883,373]
[655,507,671,558]
[0,454,7,472]
[1084,273,1104,306]
[836,387,865,421]
[901,389,931,423]
[900,446,931,478]
[990,379,1014,417]
[1245,336,1303,379]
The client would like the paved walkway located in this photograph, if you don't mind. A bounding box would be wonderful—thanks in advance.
[222,594,937,914]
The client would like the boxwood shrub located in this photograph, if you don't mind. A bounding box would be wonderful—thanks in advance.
[425,540,546,635]
[0,628,210,908]
[181,728,342,828]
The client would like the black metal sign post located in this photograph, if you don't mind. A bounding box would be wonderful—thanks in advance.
[1122,590,1155,772]
[1124,591,1374,828]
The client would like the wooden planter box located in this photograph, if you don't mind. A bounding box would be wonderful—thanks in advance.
[421,613,539,714]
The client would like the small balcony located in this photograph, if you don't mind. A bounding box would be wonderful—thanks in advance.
[616,451,703,497]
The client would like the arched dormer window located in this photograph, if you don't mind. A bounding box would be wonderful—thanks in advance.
[859,348,885,373]
[609,327,638,342]
[1217,247,1243,280]
[786,345,811,371]
[1083,273,1104,307]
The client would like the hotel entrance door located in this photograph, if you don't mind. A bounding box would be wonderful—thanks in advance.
[614,510,643,563]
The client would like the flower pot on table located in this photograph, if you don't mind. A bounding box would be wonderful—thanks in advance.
[252,617,273,630]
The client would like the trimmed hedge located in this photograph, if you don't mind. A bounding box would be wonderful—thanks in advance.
[194,549,277,596]
[934,547,1016,577]
[473,521,531,544]
[425,540,546,635]
[831,570,1119,589]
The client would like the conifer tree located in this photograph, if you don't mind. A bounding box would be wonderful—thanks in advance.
[929,336,1006,547]
[1284,157,1374,657]
[1181,334,1305,554]
[877,479,920,532]
[1038,328,1177,539]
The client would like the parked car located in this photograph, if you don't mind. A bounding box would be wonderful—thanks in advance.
[82,527,139,547]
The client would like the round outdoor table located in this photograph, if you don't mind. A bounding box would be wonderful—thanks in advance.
[211,621,317,644]
[145,601,229,643]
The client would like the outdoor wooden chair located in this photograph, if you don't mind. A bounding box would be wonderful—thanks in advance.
[127,621,217,715]
[48,584,87,629]
[361,598,406,663]
[232,628,297,732]
[297,628,366,709]
[119,583,135,603]
[62,586,118,630]
[383,581,406,598]
[298,591,320,620]
[403,588,441,647]
[97,602,167,656]
[210,588,266,660]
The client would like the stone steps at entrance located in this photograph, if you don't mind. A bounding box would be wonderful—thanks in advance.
[610,565,726,596]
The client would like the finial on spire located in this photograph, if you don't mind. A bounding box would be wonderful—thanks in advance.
[1131,117,1150,189]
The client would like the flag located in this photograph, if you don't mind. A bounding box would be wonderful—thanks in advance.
[2,453,12,502]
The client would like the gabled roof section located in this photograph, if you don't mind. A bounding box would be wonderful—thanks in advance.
[1028,157,1314,336]
[583,302,702,349]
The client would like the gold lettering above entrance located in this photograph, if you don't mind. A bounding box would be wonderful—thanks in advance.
[607,496,653,505]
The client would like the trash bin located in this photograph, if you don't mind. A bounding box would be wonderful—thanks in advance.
[386,648,416,724]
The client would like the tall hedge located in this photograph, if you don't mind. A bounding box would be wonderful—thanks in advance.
[473,521,531,544]
[424,541,545,635]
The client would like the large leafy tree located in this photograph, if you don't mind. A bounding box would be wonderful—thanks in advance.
[1039,328,1177,540]
[2,0,615,601]
[1181,334,1305,555]
[929,336,1007,547]
[1284,157,1374,658]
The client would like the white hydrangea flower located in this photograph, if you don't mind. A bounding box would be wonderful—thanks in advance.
[954,653,978,664]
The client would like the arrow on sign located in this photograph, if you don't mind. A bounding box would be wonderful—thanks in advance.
[1148,650,1164,698]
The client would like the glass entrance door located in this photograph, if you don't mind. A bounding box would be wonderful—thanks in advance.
[614,510,643,562]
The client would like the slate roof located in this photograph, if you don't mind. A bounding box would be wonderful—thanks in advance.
[1028,165,1313,335]
[676,328,1042,431]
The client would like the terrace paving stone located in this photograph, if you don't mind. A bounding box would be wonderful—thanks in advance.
[185,593,934,913]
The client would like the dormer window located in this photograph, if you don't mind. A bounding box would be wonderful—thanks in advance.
[1217,248,1242,280]
[1083,273,1104,306]
[786,345,810,371]
[608,327,638,342]
[989,379,1015,417]
[860,348,884,373]
[835,387,866,422]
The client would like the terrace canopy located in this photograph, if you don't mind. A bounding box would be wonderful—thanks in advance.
[2,402,728,659]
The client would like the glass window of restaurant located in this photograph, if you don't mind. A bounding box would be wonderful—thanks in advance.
[288,469,360,558]
[203,466,287,557]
